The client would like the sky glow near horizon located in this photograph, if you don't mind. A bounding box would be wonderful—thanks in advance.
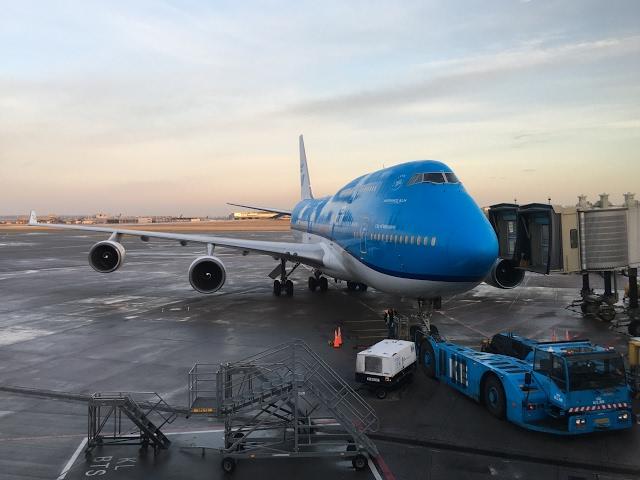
[1,1,639,216]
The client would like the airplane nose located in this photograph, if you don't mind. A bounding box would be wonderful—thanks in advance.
[447,222,498,278]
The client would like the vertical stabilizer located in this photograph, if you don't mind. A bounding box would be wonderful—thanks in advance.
[299,135,314,200]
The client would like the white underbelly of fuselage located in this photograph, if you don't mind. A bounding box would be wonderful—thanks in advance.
[293,230,479,297]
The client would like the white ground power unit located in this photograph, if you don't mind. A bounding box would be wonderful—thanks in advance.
[355,339,417,399]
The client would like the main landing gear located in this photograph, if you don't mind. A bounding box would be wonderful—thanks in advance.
[346,281,368,292]
[272,259,300,297]
[308,274,329,292]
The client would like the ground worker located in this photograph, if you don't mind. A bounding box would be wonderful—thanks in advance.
[384,309,397,339]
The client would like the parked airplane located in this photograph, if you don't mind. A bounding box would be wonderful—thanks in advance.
[28,136,524,302]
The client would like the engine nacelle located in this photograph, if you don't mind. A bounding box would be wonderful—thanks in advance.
[89,240,126,273]
[485,258,525,289]
[189,256,226,294]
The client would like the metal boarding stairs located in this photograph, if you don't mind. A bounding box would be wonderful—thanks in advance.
[87,392,177,454]
[188,340,379,468]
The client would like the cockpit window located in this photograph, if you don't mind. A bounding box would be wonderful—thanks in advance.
[408,172,459,185]
[444,172,459,183]
[423,173,445,183]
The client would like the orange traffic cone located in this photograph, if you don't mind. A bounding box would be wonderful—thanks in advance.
[337,327,343,347]
[333,328,341,348]
[551,329,557,341]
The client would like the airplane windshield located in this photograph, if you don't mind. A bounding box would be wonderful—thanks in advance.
[566,352,626,391]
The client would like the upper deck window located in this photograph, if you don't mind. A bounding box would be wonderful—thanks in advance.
[408,172,459,185]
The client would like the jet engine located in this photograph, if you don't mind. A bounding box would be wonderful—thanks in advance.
[88,240,126,273]
[485,258,525,289]
[188,256,226,294]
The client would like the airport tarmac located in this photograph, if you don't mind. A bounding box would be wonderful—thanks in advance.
[0,229,639,480]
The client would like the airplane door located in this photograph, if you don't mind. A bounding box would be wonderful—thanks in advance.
[360,223,368,258]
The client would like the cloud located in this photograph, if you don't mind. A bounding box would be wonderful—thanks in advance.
[285,35,640,116]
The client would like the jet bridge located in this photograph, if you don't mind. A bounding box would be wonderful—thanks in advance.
[487,194,640,325]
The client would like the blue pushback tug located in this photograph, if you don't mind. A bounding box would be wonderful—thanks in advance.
[415,330,633,434]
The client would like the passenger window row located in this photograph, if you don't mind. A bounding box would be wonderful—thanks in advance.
[367,232,437,247]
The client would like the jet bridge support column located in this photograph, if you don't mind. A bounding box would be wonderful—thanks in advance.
[581,273,591,297]
[629,268,638,310]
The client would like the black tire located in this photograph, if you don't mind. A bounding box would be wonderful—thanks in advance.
[308,276,317,292]
[629,320,640,336]
[375,387,387,399]
[420,339,436,378]
[221,457,236,474]
[347,281,357,291]
[285,280,294,297]
[319,276,328,292]
[352,454,367,471]
[358,283,368,291]
[482,375,506,419]
[598,305,615,322]
[273,280,281,297]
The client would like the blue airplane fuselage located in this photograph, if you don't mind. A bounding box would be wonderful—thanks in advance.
[290,160,498,297]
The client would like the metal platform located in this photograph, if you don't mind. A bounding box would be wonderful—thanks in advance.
[188,339,378,472]
[87,392,177,454]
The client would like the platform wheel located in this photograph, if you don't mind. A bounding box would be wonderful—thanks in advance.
[375,387,387,400]
[308,276,317,291]
[598,305,616,322]
[352,454,367,471]
[319,276,328,292]
[273,280,282,297]
[285,279,294,297]
[420,339,436,378]
[483,375,506,419]
[221,457,236,474]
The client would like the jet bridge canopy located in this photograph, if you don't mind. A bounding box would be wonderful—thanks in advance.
[488,203,562,275]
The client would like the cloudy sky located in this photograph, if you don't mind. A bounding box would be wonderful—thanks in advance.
[1,1,639,216]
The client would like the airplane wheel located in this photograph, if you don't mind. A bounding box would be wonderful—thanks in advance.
[273,280,282,297]
[308,276,317,292]
[319,277,328,292]
[483,375,506,419]
[347,281,357,291]
[285,280,294,297]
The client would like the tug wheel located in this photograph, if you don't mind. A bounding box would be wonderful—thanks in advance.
[319,276,328,292]
[420,339,436,378]
[375,387,387,400]
[352,454,368,471]
[483,375,506,419]
[308,276,317,291]
[221,457,236,474]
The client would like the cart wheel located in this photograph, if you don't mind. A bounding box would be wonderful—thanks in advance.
[221,457,236,474]
[483,375,506,419]
[375,387,387,400]
[598,305,616,322]
[352,454,368,471]
[420,339,436,378]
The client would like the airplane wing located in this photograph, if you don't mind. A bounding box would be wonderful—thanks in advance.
[28,211,323,267]
[226,203,292,218]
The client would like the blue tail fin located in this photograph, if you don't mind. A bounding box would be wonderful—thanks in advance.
[299,135,314,200]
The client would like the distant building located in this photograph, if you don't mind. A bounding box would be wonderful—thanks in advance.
[232,211,277,220]
[138,217,153,224]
